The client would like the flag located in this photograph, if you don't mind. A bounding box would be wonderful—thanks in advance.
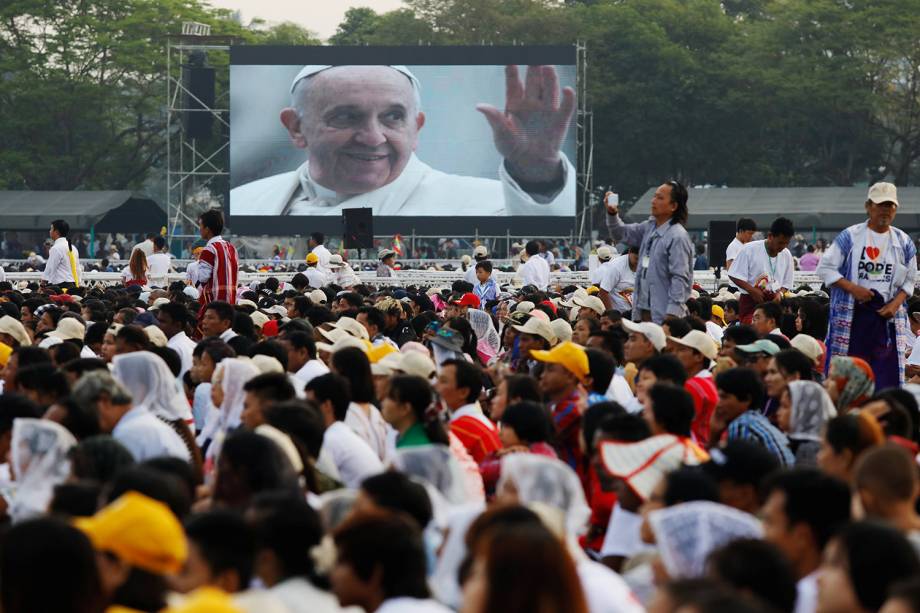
[392,234,404,257]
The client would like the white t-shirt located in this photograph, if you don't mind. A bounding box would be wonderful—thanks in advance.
[590,258,615,285]
[725,237,744,287]
[600,256,636,313]
[344,402,391,463]
[518,255,550,290]
[147,252,172,276]
[305,267,326,289]
[706,320,724,343]
[728,239,794,294]
[855,229,897,299]
[317,421,383,488]
[725,237,744,264]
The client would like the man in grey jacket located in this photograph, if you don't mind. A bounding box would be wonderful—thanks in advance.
[606,181,693,323]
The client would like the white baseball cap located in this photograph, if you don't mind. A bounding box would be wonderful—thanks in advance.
[867,182,899,206]
[668,330,719,361]
[333,316,370,340]
[573,295,605,316]
[473,245,489,258]
[621,320,667,352]
[308,289,328,305]
[144,325,168,348]
[597,246,614,262]
[49,318,85,342]
[550,319,573,344]
[512,317,558,346]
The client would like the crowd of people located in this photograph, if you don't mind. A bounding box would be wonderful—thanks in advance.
[0,182,918,613]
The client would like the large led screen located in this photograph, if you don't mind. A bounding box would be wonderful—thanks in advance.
[229,46,577,234]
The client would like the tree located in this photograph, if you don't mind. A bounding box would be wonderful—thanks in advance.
[0,0,248,191]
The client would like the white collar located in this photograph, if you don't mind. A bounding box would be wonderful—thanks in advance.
[206,235,223,246]
[449,402,494,428]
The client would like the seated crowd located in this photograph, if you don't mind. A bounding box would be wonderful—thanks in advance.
[0,244,919,613]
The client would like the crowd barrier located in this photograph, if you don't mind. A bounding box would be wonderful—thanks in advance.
[2,270,825,293]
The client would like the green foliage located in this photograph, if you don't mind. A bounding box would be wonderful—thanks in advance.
[1,0,918,204]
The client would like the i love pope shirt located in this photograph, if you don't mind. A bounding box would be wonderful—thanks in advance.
[856,229,896,300]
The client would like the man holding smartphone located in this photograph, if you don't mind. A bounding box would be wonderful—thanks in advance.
[605,184,694,324]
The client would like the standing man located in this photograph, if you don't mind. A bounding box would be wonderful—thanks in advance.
[194,209,238,310]
[728,217,795,324]
[42,219,81,289]
[725,218,757,271]
[308,232,332,279]
[818,182,916,389]
[606,181,693,323]
[517,240,550,291]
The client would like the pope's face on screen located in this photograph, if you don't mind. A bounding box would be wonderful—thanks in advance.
[281,66,425,196]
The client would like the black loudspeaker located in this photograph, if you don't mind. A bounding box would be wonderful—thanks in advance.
[708,221,737,269]
[343,208,374,249]
[182,65,215,140]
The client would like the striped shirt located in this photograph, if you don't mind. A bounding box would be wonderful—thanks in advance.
[196,236,238,306]
[450,404,501,464]
[727,410,795,467]
[550,390,584,479]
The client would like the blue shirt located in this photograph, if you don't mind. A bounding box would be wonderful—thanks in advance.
[474,278,497,304]
[727,410,795,467]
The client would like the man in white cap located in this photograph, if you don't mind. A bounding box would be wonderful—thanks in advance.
[599,246,639,314]
[589,244,616,286]
[329,254,360,288]
[817,182,916,389]
[230,65,575,217]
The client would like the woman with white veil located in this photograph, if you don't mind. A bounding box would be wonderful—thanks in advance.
[7,418,76,522]
[111,351,192,423]
[112,351,200,475]
[203,358,260,475]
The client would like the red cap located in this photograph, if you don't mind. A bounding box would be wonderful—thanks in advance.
[51,294,75,304]
[540,299,557,315]
[262,320,280,337]
[450,293,481,309]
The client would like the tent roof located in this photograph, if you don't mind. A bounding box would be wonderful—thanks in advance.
[0,191,165,232]
[625,187,920,231]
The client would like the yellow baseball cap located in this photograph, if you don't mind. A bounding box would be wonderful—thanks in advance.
[75,492,187,575]
[164,588,244,613]
[711,305,726,326]
[586,286,600,295]
[0,342,11,367]
[367,343,398,364]
[530,341,589,381]
[306,253,319,264]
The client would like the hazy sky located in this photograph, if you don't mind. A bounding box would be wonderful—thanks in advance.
[206,0,405,39]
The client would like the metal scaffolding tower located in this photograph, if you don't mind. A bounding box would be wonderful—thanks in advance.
[166,23,234,245]
[575,40,595,243]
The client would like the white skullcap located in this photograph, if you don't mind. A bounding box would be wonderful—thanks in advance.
[290,65,422,96]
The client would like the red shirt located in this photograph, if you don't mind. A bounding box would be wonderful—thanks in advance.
[450,415,501,464]
[198,237,238,306]
[685,375,718,446]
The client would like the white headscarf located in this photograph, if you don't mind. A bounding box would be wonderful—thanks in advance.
[9,418,76,522]
[497,454,591,537]
[216,358,260,430]
[112,351,192,422]
[204,358,260,466]
[787,380,837,443]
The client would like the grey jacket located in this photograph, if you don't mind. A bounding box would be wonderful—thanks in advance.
[607,213,693,323]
